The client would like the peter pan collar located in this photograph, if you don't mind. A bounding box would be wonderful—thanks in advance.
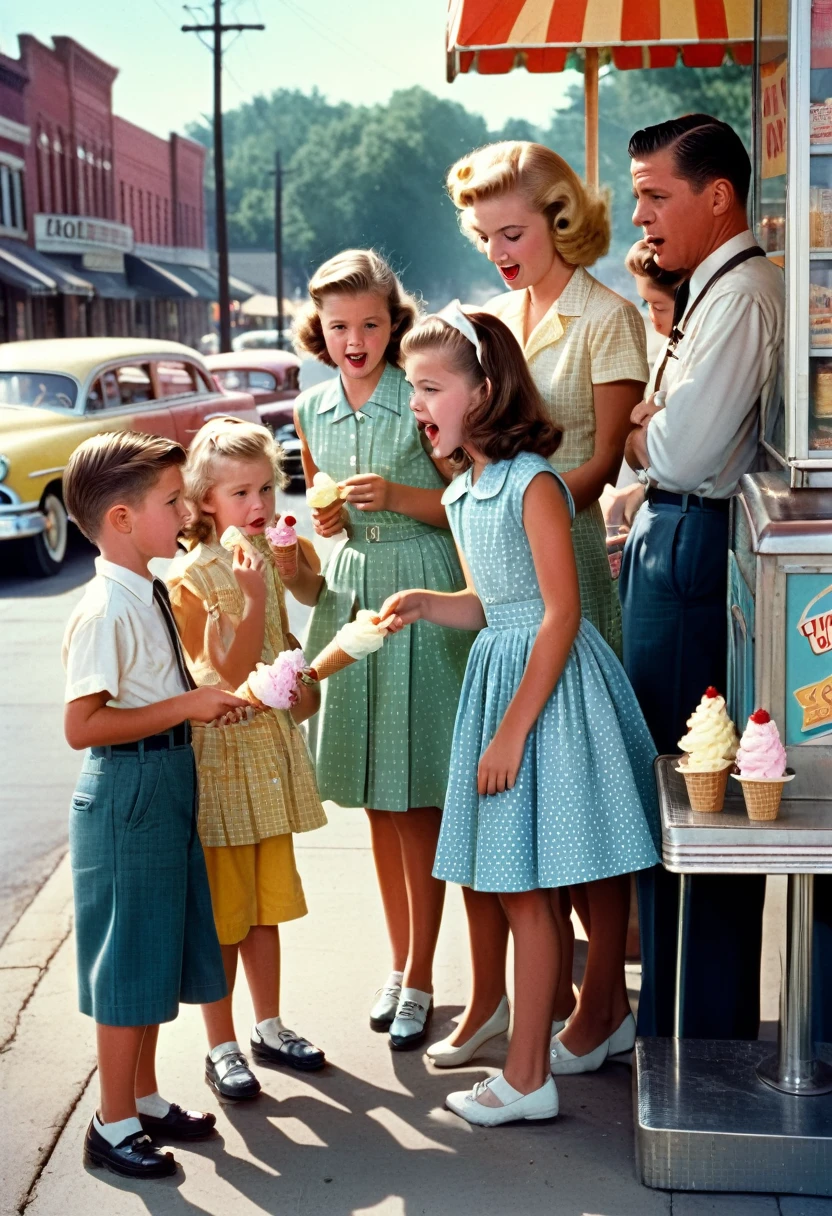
[495,267,593,363]
[441,460,512,505]
[316,362,403,422]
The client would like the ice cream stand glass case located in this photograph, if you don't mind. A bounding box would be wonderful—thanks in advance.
[632,0,832,1196]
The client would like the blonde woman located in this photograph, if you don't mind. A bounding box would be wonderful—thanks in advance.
[430,142,648,1076]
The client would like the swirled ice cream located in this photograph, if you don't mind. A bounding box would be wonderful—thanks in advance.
[335,609,391,659]
[306,471,344,509]
[266,514,297,548]
[736,709,787,779]
[678,686,739,771]
[241,649,307,710]
[220,525,256,555]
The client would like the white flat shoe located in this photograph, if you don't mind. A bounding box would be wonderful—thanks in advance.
[446,1072,558,1126]
[389,987,432,1050]
[426,996,510,1067]
[607,1012,636,1061]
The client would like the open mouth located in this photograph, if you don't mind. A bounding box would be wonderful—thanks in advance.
[645,235,664,249]
[248,517,265,530]
[424,422,440,445]
[346,353,368,369]
[499,264,520,282]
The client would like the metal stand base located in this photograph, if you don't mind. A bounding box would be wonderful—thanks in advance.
[635,1038,832,1195]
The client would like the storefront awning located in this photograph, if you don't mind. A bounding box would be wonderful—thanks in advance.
[0,238,93,297]
[126,255,255,302]
[445,0,786,77]
[0,244,56,295]
[49,254,138,300]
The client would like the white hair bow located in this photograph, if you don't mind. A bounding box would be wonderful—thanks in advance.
[437,299,483,366]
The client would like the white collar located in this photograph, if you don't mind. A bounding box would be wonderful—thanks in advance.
[95,556,155,605]
[688,230,758,301]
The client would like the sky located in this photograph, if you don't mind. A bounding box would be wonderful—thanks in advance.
[0,0,579,139]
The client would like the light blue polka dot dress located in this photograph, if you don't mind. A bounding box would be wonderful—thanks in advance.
[433,452,660,894]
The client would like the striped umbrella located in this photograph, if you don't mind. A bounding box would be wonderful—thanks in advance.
[446,0,787,183]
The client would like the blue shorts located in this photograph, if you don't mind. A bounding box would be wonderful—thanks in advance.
[69,740,227,1026]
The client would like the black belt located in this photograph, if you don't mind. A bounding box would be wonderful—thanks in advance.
[647,488,730,515]
[92,722,192,755]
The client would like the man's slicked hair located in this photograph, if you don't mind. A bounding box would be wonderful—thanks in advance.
[628,113,751,208]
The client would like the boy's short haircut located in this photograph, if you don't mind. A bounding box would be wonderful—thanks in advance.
[64,430,186,541]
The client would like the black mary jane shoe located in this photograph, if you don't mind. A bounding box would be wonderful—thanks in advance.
[250,1025,326,1072]
[205,1049,261,1101]
[140,1103,217,1141]
[83,1120,178,1179]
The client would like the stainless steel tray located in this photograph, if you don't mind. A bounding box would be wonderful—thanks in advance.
[656,756,832,873]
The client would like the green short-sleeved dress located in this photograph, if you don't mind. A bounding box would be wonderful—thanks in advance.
[297,363,475,812]
[486,269,649,656]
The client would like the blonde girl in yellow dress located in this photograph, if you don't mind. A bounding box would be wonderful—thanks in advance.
[167,417,327,1102]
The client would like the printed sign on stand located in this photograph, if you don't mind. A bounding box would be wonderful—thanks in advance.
[786,574,832,742]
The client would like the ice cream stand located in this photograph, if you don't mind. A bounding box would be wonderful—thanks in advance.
[447,0,832,1195]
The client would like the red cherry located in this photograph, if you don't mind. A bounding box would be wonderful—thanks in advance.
[284,515,297,527]
[704,686,720,698]
[750,708,771,724]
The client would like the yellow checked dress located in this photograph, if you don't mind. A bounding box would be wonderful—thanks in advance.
[167,533,327,945]
[486,268,649,656]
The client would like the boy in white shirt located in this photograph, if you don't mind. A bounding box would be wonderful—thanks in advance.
[62,430,247,1180]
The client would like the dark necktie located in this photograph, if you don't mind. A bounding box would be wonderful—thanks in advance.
[152,579,197,692]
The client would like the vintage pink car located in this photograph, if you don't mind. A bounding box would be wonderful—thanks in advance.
[206,351,303,486]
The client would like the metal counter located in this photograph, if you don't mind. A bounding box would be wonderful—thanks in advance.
[635,757,832,1196]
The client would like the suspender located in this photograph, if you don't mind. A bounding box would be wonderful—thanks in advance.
[654,245,767,390]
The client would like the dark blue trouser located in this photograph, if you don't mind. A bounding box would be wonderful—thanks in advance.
[620,497,766,1038]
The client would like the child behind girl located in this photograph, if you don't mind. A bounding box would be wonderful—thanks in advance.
[293,250,474,1048]
[167,417,328,1100]
[381,306,660,1125]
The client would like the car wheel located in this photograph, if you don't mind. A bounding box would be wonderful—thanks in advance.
[22,491,69,578]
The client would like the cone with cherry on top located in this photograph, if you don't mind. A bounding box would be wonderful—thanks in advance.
[731,708,794,821]
[675,685,739,813]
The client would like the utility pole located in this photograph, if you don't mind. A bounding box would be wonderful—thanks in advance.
[272,151,285,349]
[182,1,264,352]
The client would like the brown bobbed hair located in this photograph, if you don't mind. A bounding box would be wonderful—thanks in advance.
[63,429,186,541]
[401,310,561,464]
[294,249,419,368]
[182,415,287,544]
[625,239,685,294]
[447,141,610,268]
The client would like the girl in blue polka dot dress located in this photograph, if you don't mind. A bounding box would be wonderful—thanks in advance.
[382,305,660,1127]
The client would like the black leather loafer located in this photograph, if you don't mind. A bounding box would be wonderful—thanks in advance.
[205,1050,261,1101]
[250,1025,326,1072]
[140,1103,216,1141]
[83,1120,177,1178]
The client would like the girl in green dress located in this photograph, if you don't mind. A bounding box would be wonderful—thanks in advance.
[293,250,474,1048]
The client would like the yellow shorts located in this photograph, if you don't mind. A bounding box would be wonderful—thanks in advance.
[203,834,307,945]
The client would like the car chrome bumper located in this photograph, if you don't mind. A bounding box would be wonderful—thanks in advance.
[0,508,46,541]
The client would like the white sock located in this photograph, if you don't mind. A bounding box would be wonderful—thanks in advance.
[254,1016,287,1048]
[135,1091,171,1119]
[93,1112,143,1147]
[209,1039,241,1064]
[387,971,404,989]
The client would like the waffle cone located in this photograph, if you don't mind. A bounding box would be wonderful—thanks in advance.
[273,543,298,579]
[311,642,356,680]
[680,765,731,813]
[739,779,785,821]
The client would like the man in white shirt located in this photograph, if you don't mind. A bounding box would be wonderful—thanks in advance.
[621,114,784,1042]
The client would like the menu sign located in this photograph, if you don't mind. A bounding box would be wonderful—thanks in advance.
[786,575,832,742]
[761,56,787,179]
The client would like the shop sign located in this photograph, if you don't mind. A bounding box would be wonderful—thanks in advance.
[786,574,832,742]
[761,56,787,179]
[34,214,133,255]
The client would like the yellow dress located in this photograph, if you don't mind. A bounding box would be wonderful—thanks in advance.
[167,533,327,944]
[486,268,649,656]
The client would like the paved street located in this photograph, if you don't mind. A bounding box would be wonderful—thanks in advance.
[0,486,312,944]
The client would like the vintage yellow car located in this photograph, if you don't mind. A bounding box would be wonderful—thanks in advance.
[0,337,258,576]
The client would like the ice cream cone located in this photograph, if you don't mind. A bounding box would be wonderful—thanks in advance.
[235,679,267,710]
[676,760,732,812]
[730,773,795,822]
[273,543,298,579]
[310,641,356,680]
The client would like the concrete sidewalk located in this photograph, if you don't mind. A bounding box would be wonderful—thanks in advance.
[2,809,830,1216]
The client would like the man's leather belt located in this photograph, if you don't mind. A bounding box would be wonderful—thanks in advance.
[647,489,730,514]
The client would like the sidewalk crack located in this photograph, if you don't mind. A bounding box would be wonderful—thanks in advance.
[0,919,73,1054]
[19,1064,97,1214]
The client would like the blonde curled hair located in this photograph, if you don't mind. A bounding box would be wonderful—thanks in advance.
[447,141,609,268]
[294,248,419,367]
[182,416,287,544]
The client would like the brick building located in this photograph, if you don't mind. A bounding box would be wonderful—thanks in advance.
[0,34,249,345]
